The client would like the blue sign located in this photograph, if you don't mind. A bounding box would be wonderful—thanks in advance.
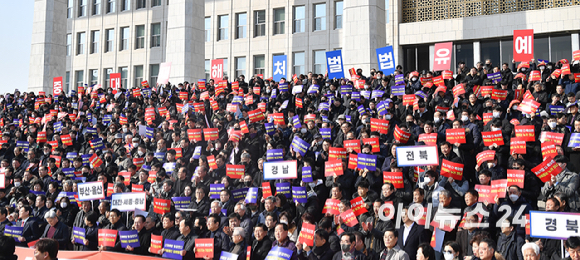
[326,50,345,79]
[376,46,396,75]
[273,55,287,82]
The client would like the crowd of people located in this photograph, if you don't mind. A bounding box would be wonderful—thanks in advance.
[1,56,580,260]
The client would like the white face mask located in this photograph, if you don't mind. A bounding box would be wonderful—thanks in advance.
[411,77,418,82]
[137,150,144,156]
[444,253,454,260]
[491,127,501,132]
[549,122,557,129]
[509,194,519,202]
[548,66,553,70]
[14,182,21,187]
[424,177,431,184]
[385,114,392,120]
[512,105,518,110]
[461,115,469,122]
[493,112,500,118]
[488,162,496,168]
[301,128,307,134]
[60,202,68,208]
[521,68,527,72]
[539,66,545,70]
[123,128,128,133]
[434,117,440,123]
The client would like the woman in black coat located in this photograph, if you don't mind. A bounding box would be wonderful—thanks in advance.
[82,212,99,251]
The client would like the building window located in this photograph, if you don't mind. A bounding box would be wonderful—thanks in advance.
[293,52,305,76]
[104,68,112,88]
[66,34,72,56]
[313,3,326,31]
[136,0,146,9]
[105,29,114,52]
[134,65,143,87]
[90,30,99,54]
[235,13,247,39]
[75,70,84,88]
[78,0,87,17]
[93,0,101,15]
[335,1,343,29]
[90,69,99,86]
[480,40,500,69]
[222,58,229,77]
[135,25,145,49]
[119,67,128,88]
[313,50,325,74]
[120,27,129,51]
[235,57,246,78]
[77,32,86,55]
[121,0,129,11]
[293,6,305,33]
[151,23,161,47]
[273,8,285,35]
[205,17,211,42]
[254,55,265,75]
[150,64,159,84]
[152,0,161,7]
[254,10,265,37]
[107,0,115,13]
[65,72,70,91]
[218,15,229,41]
[205,60,210,80]
[550,35,572,62]
[67,0,73,18]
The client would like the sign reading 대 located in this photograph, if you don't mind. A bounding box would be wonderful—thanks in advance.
[263,160,297,180]
[396,146,439,166]
[110,73,121,91]
[513,30,534,62]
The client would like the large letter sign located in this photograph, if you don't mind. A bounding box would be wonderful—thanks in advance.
[376,46,396,75]
[110,73,121,92]
[211,59,224,81]
[326,50,344,79]
[273,55,287,82]
[433,42,453,71]
[514,30,534,62]
[53,77,63,96]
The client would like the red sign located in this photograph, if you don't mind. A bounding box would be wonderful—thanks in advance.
[132,184,144,192]
[325,160,343,177]
[348,154,358,169]
[153,198,171,214]
[513,29,534,62]
[226,164,245,179]
[476,150,496,167]
[433,76,444,86]
[383,172,404,189]
[207,155,217,169]
[195,238,214,258]
[370,118,389,134]
[507,169,525,189]
[322,199,340,215]
[531,157,562,183]
[440,159,464,181]
[433,42,453,71]
[340,209,359,227]
[248,109,265,123]
[446,128,466,144]
[262,182,272,198]
[515,125,535,142]
[442,70,453,79]
[211,59,224,81]
[343,140,361,153]
[150,234,163,254]
[510,137,527,154]
[362,138,380,153]
[474,185,493,204]
[492,89,508,101]
[393,125,410,144]
[481,130,504,146]
[350,197,368,216]
[329,147,347,160]
[529,70,541,81]
[203,128,219,141]
[418,133,437,146]
[541,142,558,160]
[574,50,580,61]
[187,129,202,142]
[98,229,117,247]
[110,73,121,92]
[297,223,315,247]
[53,77,63,96]
[89,153,103,168]
[61,134,72,146]
[403,94,415,106]
[37,131,47,143]
[452,84,465,97]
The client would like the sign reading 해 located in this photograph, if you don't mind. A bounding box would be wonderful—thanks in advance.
[396,146,439,166]
[263,160,297,180]
[530,211,580,240]
[111,192,146,212]
[77,181,105,201]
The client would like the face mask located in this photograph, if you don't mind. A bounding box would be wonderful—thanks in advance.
[244,181,252,187]
[521,68,527,72]
[123,128,128,133]
[491,127,501,132]
[526,113,532,118]
[14,182,21,187]
[350,104,356,108]
[434,117,440,124]
[301,128,307,134]
[60,202,67,208]
[461,115,469,122]
[341,244,351,253]
[509,194,519,202]
[512,105,518,110]
[411,77,418,82]
[106,157,112,162]
[424,177,431,184]
[548,66,553,70]
[548,122,557,129]
[539,66,545,70]
[493,112,500,118]
[219,95,225,99]
[364,118,370,124]
[326,83,330,87]
[156,177,163,183]
[385,114,392,120]
[488,163,496,168]
[266,89,271,93]
[137,150,144,156]
[444,253,454,260]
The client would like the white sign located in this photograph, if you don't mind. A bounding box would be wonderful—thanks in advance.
[156,62,172,85]
[530,211,580,240]
[264,160,297,180]
[0,173,5,189]
[77,181,105,201]
[396,146,440,166]
[111,192,146,212]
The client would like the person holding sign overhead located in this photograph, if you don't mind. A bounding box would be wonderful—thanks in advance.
[296,230,336,260]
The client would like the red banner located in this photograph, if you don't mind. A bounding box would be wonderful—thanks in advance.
[61,134,73,146]
[491,179,508,198]
[418,133,437,146]
[187,129,202,142]
[476,150,496,167]
[433,42,453,71]
[98,229,117,247]
[507,169,525,189]
[539,131,564,145]
[481,130,504,146]
[340,209,359,227]
[362,138,380,153]
[53,77,63,96]
[248,109,265,123]
[343,140,361,153]
[370,118,389,134]
[403,94,415,106]
[90,153,103,168]
[195,238,214,258]
[262,182,273,198]
[348,154,358,169]
[211,59,224,81]
[446,128,466,144]
[531,157,562,183]
[329,147,347,160]
[393,125,410,144]
[541,142,558,160]
[529,70,541,81]
[325,160,343,177]
[510,137,527,154]
[226,164,245,179]
[515,125,535,142]
[513,29,534,62]
[203,128,219,141]
[350,197,368,216]
[492,89,508,100]
[383,172,404,189]
[153,198,171,214]
[150,234,163,254]
[440,159,464,181]
[322,198,340,215]
[474,185,493,204]
[297,223,315,246]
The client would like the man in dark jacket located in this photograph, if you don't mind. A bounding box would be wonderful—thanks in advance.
[497,217,524,260]
[125,215,152,256]
[71,201,92,250]
[332,232,365,260]
[170,218,196,259]
[252,224,273,260]
[16,206,41,247]
[297,230,336,260]
[100,209,128,252]
[230,227,248,260]
[41,210,70,250]
[205,213,231,259]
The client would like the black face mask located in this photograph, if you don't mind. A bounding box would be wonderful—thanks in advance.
[244,181,252,187]
[156,177,163,183]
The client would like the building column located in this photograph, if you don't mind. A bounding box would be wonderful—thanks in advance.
[165,0,205,84]
[342,0,386,76]
[572,33,579,53]
[473,41,481,67]
[28,0,67,94]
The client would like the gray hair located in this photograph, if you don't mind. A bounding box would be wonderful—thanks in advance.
[439,190,451,199]
[233,227,245,238]
[521,242,540,256]
[235,202,246,212]
[44,210,57,219]
[211,200,222,208]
